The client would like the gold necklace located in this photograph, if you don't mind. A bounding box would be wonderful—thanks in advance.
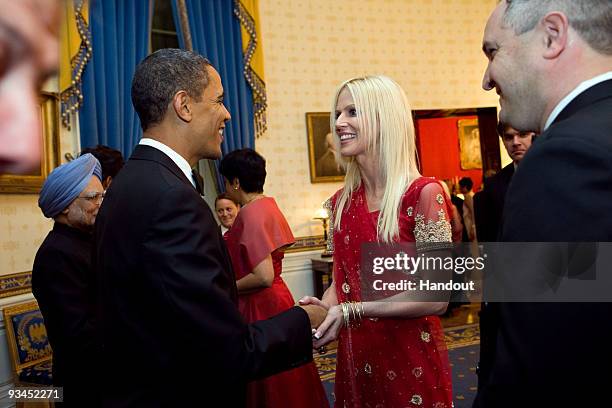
[244,194,264,206]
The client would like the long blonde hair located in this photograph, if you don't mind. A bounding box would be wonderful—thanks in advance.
[331,75,420,243]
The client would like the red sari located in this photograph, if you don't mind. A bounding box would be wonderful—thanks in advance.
[225,197,328,408]
[330,178,453,408]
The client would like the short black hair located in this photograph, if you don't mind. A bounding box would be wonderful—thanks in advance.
[496,121,510,137]
[459,177,473,191]
[131,48,211,131]
[497,121,538,142]
[80,145,124,181]
[219,149,266,194]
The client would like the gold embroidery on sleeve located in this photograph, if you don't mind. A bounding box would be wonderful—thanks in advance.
[414,210,452,252]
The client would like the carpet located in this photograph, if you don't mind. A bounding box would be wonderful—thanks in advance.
[314,323,480,407]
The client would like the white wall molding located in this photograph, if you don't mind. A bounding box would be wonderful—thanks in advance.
[281,249,322,300]
[0,380,15,408]
[0,293,34,314]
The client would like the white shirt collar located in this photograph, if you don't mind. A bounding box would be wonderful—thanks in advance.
[544,71,612,130]
[139,138,195,188]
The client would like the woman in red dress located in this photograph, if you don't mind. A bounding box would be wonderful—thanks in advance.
[301,76,453,407]
[220,148,328,408]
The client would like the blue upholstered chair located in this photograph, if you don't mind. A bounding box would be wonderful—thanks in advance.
[3,300,53,386]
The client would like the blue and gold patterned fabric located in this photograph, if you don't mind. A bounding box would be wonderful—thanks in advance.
[3,301,53,385]
[19,360,53,385]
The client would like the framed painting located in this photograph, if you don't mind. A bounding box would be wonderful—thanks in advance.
[0,92,60,193]
[457,118,483,170]
[306,112,344,183]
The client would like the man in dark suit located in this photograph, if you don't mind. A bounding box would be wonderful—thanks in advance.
[475,1,612,406]
[94,49,326,407]
[474,122,534,242]
[33,154,104,407]
[472,122,534,405]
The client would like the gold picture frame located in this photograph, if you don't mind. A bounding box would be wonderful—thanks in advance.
[457,118,483,170]
[0,92,60,193]
[306,112,345,183]
[0,271,32,299]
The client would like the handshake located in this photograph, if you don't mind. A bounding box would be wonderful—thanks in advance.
[297,296,343,349]
[298,302,327,327]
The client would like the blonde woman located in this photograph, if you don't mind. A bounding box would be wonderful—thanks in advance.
[300,76,453,407]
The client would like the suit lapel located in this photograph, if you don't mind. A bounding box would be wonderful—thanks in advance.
[552,79,612,126]
[130,145,194,190]
[500,163,514,184]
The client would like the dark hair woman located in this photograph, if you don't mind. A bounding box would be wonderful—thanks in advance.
[219,148,327,408]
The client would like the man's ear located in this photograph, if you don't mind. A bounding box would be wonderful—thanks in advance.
[540,11,569,59]
[103,176,112,189]
[173,90,192,122]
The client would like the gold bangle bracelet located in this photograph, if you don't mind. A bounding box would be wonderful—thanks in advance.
[341,302,350,328]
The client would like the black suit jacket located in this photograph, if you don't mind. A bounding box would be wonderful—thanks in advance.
[473,164,514,405]
[94,145,312,407]
[474,80,612,407]
[474,164,514,243]
[32,222,99,406]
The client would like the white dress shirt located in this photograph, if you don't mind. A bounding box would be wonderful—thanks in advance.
[544,71,612,130]
[139,138,196,188]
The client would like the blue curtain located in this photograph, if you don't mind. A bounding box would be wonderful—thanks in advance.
[171,0,255,188]
[80,0,152,160]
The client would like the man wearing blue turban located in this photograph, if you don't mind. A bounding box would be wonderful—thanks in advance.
[32,153,104,407]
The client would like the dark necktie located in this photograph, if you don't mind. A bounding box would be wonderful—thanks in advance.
[192,169,204,195]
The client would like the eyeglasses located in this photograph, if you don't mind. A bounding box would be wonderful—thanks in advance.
[77,191,106,203]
